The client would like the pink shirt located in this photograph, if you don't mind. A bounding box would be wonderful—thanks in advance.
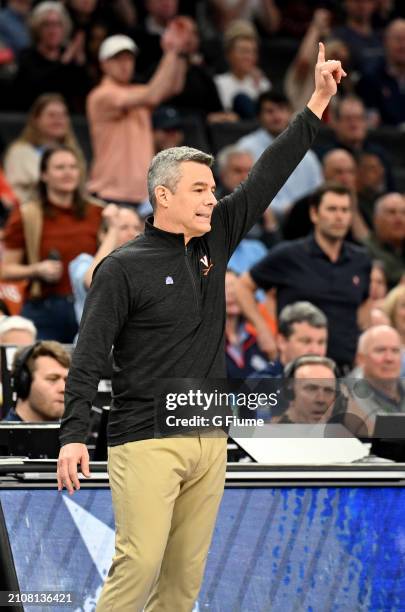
[87,77,154,202]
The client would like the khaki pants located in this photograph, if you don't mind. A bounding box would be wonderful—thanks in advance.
[96,434,227,612]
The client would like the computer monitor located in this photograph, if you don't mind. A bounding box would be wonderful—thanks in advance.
[0,422,60,459]
[371,414,405,462]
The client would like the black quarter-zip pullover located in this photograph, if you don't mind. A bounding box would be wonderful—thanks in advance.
[60,107,321,446]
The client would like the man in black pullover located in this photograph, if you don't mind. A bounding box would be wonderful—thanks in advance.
[57,44,346,612]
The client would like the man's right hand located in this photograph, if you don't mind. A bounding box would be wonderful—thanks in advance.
[57,443,91,495]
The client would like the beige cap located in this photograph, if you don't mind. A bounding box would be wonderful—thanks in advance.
[99,35,138,61]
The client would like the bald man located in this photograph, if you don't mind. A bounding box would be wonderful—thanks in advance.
[346,325,405,435]
[362,192,405,287]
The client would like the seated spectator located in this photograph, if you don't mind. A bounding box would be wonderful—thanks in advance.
[0,0,32,56]
[383,284,405,374]
[11,1,91,112]
[331,0,384,77]
[236,184,371,370]
[357,19,405,126]
[214,20,271,118]
[0,167,19,227]
[235,90,323,219]
[275,354,339,424]
[225,269,268,378]
[87,28,191,208]
[356,151,387,230]
[4,93,85,205]
[282,148,358,240]
[1,145,103,342]
[253,301,328,378]
[215,144,270,273]
[207,0,281,34]
[0,315,36,345]
[284,10,354,113]
[362,193,405,288]
[152,105,184,153]
[347,325,405,436]
[317,95,394,189]
[3,340,70,421]
[69,203,143,324]
[358,260,389,330]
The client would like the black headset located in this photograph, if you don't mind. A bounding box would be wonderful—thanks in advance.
[12,342,41,400]
[283,354,340,402]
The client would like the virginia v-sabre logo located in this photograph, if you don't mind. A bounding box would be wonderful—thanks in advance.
[200,255,214,276]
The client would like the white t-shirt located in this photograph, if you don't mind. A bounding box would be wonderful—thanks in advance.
[214,72,271,111]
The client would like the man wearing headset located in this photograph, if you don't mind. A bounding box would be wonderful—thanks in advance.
[278,354,340,424]
[3,341,70,422]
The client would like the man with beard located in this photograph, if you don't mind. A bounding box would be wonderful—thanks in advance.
[236,183,371,371]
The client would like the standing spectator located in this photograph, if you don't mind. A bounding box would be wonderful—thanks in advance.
[357,19,405,126]
[362,193,405,287]
[214,20,271,118]
[1,145,102,342]
[235,90,322,219]
[12,1,91,112]
[236,184,371,370]
[332,0,384,76]
[87,28,191,207]
[0,0,32,56]
[4,93,85,205]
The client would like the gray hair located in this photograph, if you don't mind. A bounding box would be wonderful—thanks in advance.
[29,2,72,44]
[216,145,253,174]
[147,146,214,211]
[278,301,328,338]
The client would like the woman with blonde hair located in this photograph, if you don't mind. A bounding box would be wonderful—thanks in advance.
[4,93,85,204]
[1,145,102,342]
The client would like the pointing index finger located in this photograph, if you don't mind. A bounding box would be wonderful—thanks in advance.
[318,41,325,64]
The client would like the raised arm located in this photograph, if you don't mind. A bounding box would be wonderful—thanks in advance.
[215,42,346,256]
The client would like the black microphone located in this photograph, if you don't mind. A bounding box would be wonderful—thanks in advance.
[47,249,61,261]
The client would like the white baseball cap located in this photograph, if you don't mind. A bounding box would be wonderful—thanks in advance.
[99,35,138,61]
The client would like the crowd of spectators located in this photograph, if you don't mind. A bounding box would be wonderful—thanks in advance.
[0,0,405,445]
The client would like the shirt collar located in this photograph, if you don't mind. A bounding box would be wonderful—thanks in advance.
[145,216,189,248]
[305,233,350,263]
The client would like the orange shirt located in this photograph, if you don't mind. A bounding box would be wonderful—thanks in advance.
[3,202,102,297]
[87,77,154,202]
